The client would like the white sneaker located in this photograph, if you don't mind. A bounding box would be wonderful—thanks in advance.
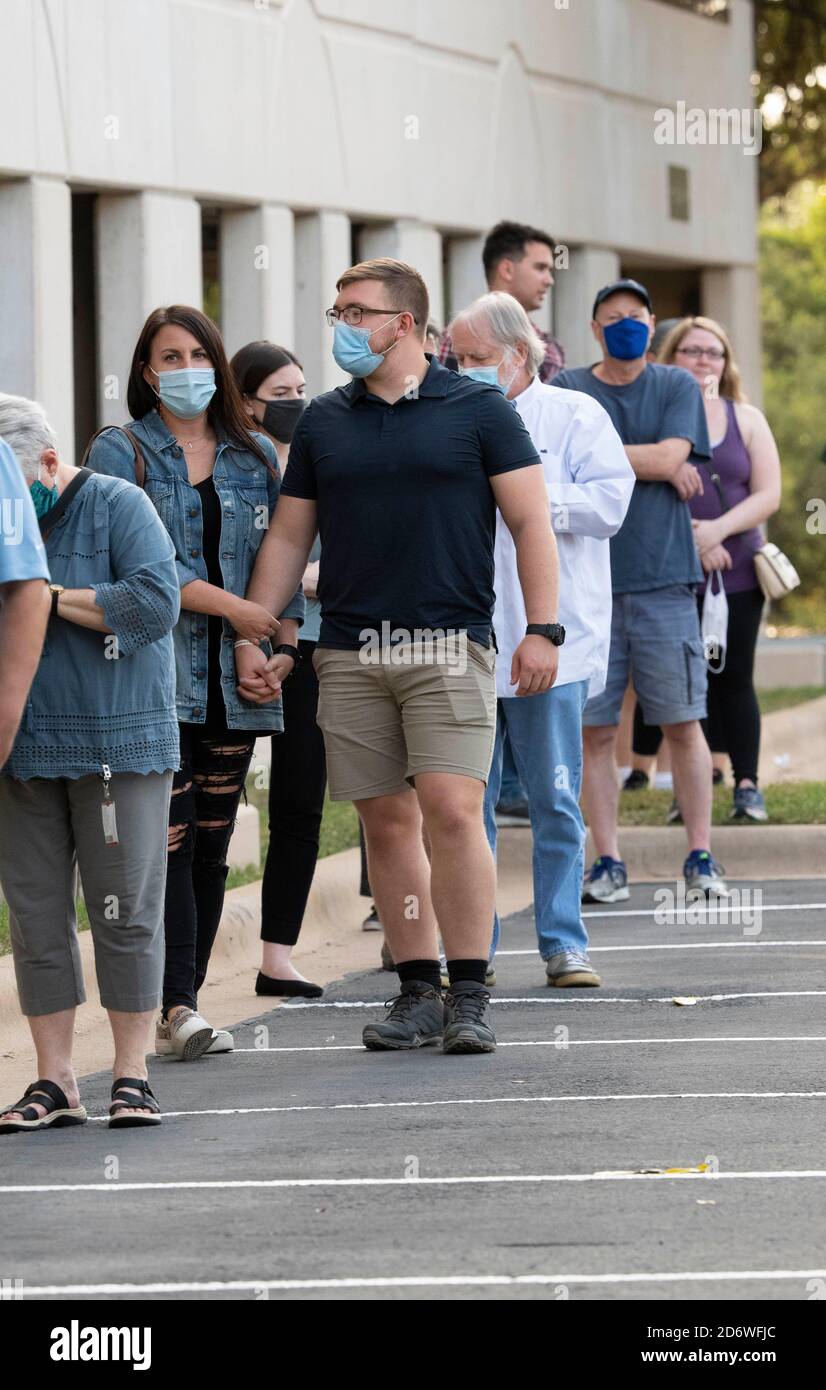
[205,1029,234,1054]
[156,1010,216,1061]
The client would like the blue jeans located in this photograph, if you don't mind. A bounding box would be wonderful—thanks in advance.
[484,680,590,962]
[497,728,526,807]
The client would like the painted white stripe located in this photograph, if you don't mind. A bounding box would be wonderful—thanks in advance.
[281,991,826,1009]
[17,1269,826,1296]
[498,940,826,955]
[232,1035,826,1054]
[59,1087,826,1127]
[582,903,826,920]
[3,1168,826,1197]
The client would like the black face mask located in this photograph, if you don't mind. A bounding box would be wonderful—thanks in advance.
[255,396,306,444]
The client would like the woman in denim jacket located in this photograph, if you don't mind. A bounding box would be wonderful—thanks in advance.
[0,393,179,1132]
[88,305,304,1063]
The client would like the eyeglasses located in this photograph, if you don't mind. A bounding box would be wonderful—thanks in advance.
[325,305,411,328]
[677,346,725,361]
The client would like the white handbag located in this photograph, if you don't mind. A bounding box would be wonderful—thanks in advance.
[752,542,801,601]
[701,570,728,673]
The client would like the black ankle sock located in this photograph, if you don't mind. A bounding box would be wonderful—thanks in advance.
[446,958,488,987]
[397,959,442,991]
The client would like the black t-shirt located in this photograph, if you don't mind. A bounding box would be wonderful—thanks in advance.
[279,356,540,649]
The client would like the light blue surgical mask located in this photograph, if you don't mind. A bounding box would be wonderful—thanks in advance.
[459,350,517,395]
[332,314,402,378]
[151,366,217,419]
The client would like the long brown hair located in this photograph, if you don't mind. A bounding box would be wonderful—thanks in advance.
[657,315,746,403]
[126,305,273,470]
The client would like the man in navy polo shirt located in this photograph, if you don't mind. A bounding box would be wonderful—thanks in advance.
[238,257,560,1054]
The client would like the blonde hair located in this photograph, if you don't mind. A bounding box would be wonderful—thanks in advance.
[336,258,429,338]
[449,291,545,376]
[657,315,746,402]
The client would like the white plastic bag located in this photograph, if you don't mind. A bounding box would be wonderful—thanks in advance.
[701,571,728,673]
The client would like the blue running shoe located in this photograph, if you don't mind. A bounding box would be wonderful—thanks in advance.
[731,786,768,822]
[582,856,629,903]
[684,849,730,898]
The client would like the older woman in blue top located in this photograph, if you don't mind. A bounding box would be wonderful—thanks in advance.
[88,306,304,1064]
[0,393,180,1133]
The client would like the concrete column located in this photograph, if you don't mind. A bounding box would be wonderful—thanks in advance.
[0,177,74,460]
[294,210,351,395]
[95,192,203,426]
[220,204,295,358]
[445,235,486,324]
[358,220,445,331]
[554,245,621,371]
[701,265,762,407]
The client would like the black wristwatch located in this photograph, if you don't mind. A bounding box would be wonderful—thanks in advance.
[526,623,566,646]
[273,643,302,670]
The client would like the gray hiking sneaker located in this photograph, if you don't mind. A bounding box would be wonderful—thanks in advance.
[545,951,602,988]
[362,981,444,1051]
[442,981,496,1054]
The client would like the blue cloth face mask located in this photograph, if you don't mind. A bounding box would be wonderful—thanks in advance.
[30,478,59,519]
[151,366,217,419]
[601,317,651,361]
[332,314,402,378]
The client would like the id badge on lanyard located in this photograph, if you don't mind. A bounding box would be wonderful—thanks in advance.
[100,763,119,845]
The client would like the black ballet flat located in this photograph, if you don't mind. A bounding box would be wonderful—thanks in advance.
[255,972,323,999]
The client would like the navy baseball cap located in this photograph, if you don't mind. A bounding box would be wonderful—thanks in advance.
[592,278,652,318]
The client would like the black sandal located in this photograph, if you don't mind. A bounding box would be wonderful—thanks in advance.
[0,1079,87,1135]
[109,1077,162,1129]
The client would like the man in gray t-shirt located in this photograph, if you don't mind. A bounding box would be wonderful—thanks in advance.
[553,278,729,903]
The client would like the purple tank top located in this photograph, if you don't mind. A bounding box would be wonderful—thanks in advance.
[691,398,761,593]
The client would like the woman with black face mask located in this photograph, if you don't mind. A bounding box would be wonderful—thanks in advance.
[231,342,325,997]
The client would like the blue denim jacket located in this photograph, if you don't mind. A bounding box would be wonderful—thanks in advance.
[88,410,305,731]
[2,472,180,780]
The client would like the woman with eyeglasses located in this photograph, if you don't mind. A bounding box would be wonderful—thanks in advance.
[658,316,781,822]
[231,341,324,998]
[88,306,305,1060]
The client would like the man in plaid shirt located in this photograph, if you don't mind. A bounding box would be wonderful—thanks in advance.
[440,220,565,382]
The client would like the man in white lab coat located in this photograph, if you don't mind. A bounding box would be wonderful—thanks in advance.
[449,292,634,984]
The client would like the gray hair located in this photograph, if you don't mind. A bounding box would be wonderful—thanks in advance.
[449,291,545,376]
[0,393,59,482]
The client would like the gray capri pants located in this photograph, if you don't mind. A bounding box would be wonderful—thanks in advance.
[0,770,172,1017]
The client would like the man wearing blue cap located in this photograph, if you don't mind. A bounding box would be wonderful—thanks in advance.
[554,279,729,903]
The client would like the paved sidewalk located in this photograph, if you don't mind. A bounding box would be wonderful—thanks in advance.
[2,878,825,1301]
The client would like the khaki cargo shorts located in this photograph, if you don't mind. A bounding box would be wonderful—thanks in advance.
[312,639,497,801]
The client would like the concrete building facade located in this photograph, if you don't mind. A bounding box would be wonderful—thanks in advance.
[0,0,760,461]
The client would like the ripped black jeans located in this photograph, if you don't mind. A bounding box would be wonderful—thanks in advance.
[163,722,256,1015]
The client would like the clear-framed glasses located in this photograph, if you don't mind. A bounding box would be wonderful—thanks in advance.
[677,345,725,361]
[325,305,407,328]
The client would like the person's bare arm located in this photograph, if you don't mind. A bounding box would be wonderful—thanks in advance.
[236,497,318,701]
[490,465,560,697]
[55,588,112,633]
[0,580,50,763]
[625,438,703,500]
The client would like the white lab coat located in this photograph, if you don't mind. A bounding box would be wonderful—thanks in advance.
[493,376,634,698]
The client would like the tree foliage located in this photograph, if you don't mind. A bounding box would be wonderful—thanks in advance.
[755,0,826,200]
[760,182,826,626]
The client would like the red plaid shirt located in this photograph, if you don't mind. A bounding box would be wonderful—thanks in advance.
[439,327,565,382]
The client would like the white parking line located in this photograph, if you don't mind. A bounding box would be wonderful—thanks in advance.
[53,1087,825,1126]
[4,1168,826,1197]
[280,991,826,1009]
[498,941,826,955]
[582,903,826,919]
[232,1035,826,1054]
[16,1268,826,1296]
